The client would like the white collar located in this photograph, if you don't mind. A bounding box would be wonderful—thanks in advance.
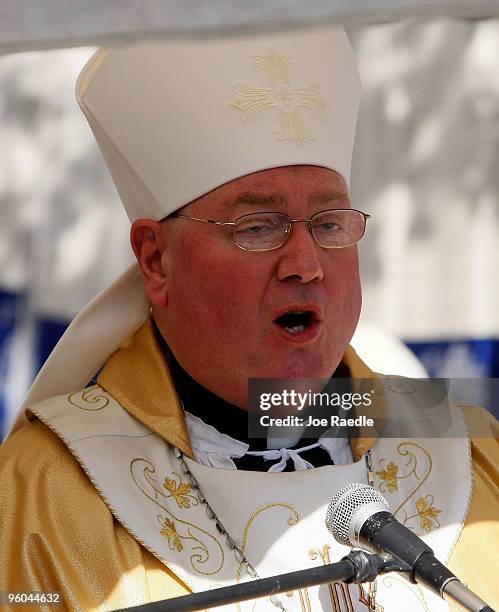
[184,411,354,471]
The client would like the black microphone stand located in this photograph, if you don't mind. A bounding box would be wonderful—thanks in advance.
[116,550,409,612]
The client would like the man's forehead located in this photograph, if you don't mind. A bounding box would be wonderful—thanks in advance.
[186,165,349,215]
[231,190,350,210]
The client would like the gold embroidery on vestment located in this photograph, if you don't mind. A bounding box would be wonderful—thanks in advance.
[297,587,312,612]
[231,50,326,144]
[308,545,378,612]
[387,380,416,395]
[234,503,299,611]
[29,404,197,591]
[159,515,183,552]
[414,495,442,531]
[375,442,442,534]
[163,472,198,509]
[68,385,110,411]
[130,458,224,575]
[375,460,399,493]
[236,502,299,583]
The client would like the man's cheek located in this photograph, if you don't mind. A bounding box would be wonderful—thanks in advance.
[214,274,255,311]
[193,288,247,336]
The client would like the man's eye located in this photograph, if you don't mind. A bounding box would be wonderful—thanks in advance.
[237,223,274,235]
[316,222,341,232]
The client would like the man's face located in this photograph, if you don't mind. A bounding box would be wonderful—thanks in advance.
[147,165,362,408]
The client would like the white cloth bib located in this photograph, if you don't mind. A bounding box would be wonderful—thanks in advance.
[184,409,354,470]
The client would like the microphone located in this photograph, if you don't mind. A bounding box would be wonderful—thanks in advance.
[325,483,495,612]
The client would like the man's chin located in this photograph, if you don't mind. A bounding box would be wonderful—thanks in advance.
[263,358,336,381]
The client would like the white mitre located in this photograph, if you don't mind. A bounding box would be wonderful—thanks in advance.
[9,26,361,435]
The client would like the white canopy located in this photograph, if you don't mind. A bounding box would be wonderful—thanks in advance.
[1,0,499,53]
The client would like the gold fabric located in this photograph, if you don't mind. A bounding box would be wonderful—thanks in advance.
[447,405,499,608]
[97,322,193,458]
[341,345,387,461]
[1,319,498,610]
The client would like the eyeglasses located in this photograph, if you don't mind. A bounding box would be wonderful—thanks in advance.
[171,209,371,252]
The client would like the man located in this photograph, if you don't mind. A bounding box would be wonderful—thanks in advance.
[1,26,498,612]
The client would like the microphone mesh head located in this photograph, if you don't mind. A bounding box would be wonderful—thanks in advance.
[325,482,388,546]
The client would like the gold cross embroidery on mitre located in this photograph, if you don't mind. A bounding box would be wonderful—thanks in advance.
[231,50,327,144]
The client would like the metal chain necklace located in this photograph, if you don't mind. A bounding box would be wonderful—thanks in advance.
[174,447,288,610]
[173,447,377,612]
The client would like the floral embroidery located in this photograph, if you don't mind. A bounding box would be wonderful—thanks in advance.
[375,461,399,493]
[163,473,198,509]
[130,458,224,575]
[160,516,183,552]
[415,496,441,532]
[375,443,443,535]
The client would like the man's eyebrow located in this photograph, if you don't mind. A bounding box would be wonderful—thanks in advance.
[231,191,349,209]
[309,191,350,205]
[233,193,287,207]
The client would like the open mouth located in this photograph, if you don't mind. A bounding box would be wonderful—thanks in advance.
[274,310,317,335]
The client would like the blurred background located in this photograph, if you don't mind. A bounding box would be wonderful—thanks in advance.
[1,17,498,436]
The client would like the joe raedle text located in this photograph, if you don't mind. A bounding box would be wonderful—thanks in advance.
[259,415,375,428]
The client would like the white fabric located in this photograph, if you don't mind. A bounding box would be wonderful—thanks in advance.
[184,411,249,470]
[185,410,354,471]
[8,264,149,436]
[247,434,354,470]
[29,385,472,611]
[318,433,355,465]
[247,446,315,471]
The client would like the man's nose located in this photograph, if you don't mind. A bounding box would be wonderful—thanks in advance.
[275,222,324,284]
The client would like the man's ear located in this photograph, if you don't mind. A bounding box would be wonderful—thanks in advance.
[130,219,169,307]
